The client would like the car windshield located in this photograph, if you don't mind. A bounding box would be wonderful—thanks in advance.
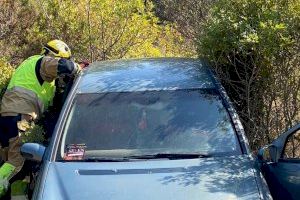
[58,89,241,160]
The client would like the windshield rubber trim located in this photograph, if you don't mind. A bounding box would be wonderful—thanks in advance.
[204,65,249,155]
[50,74,83,161]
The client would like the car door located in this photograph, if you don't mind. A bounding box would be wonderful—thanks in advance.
[258,123,300,200]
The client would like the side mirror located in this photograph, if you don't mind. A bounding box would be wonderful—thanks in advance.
[257,144,278,163]
[21,143,46,162]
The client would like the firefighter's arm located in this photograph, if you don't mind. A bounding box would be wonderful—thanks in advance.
[39,56,83,82]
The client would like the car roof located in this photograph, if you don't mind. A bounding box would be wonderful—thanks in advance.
[77,58,216,93]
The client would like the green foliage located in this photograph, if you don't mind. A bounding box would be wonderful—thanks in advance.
[0,0,39,64]
[24,0,194,62]
[198,0,299,68]
[198,0,300,149]
[22,124,45,144]
[0,0,194,65]
[0,58,14,99]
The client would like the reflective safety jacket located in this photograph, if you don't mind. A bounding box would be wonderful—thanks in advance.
[8,55,56,110]
[1,55,56,118]
[1,55,79,119]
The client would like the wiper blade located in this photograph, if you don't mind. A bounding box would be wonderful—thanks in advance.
[58,154,212,162]
[126,153,212,160]
[58,157,130,162]
[84,157,131,162]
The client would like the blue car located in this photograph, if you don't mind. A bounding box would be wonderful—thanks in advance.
[21,58,300,200]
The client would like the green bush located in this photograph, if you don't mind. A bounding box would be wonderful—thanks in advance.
[197,0,300,149]
[198,0,297,67]
[0,58,14,99]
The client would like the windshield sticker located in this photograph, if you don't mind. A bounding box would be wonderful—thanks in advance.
[64,144,86,160]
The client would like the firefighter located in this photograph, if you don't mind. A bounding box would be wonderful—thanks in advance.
[0,39,88,198]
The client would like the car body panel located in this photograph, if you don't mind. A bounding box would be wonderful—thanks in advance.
[37,156,262,200]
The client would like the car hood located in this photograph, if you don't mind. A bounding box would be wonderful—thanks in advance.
[38,155,261,200]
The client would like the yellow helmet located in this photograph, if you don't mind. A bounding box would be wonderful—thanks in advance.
[42,39,72,59]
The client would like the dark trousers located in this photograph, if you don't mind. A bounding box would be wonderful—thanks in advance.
[0,115,21,148]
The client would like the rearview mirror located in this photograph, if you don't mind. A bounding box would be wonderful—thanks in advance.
[21,143,46,162]
[257,144,278,163]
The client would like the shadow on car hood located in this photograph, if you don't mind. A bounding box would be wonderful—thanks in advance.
[40,155,261,200]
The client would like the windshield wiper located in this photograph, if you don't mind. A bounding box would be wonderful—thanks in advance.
[84,157,132,162]
[125,153,212,160]
[58,154,212,162]
[58,157,131,162]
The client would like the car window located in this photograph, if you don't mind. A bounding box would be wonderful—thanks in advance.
[58,89,241,160]
[283,130,300,159]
